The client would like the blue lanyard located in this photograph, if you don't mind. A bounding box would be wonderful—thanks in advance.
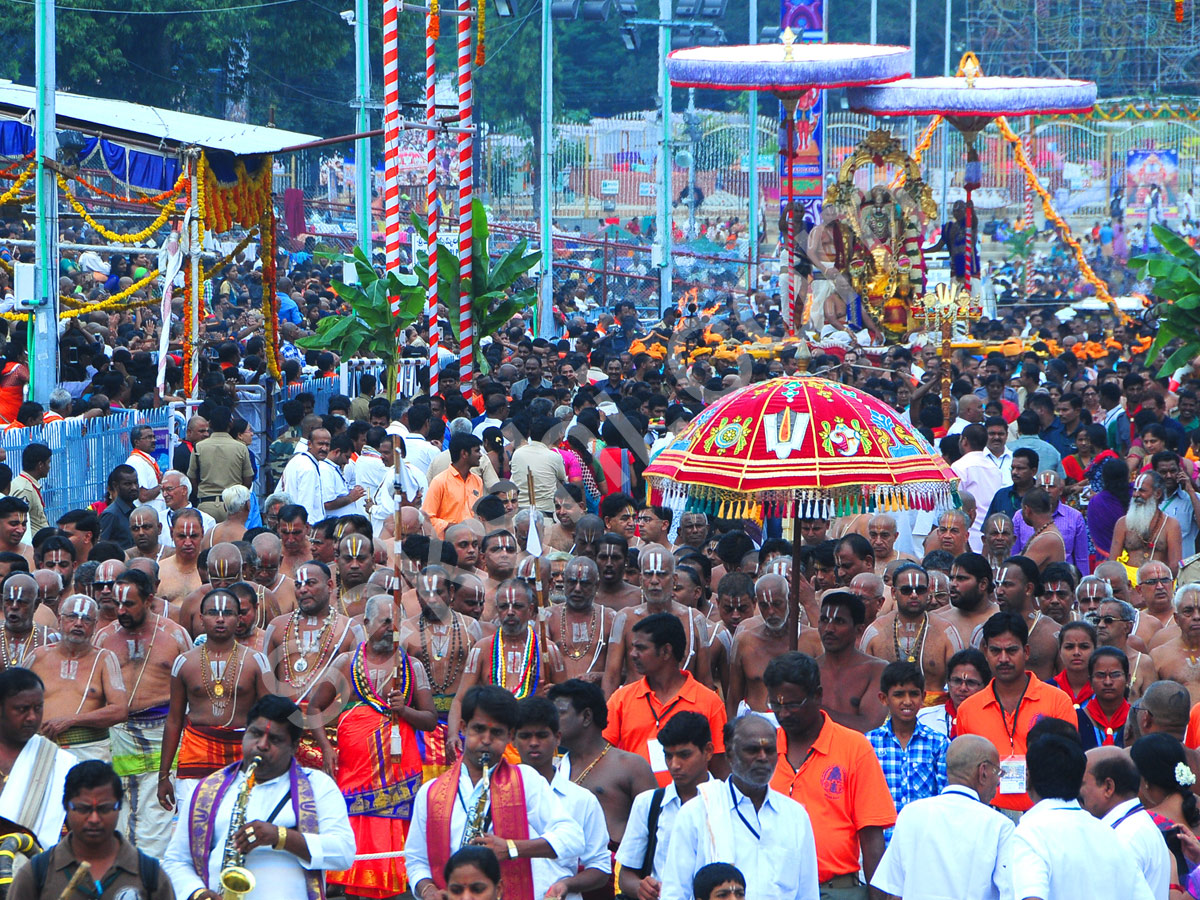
[729,781,761,841]
[1110,803,1145,829]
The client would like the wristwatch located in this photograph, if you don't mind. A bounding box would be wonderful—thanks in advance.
[506,839,519,859]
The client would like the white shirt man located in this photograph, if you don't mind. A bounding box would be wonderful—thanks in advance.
[660,779,819,900]
[872,783,1012,900]
[406,763,584,900]
[984,445,1014,487]
[126,448,166,514]
[162,763,355,900]
[0,733,78,848]
[279,451,324,524]
[616,775,711,882]
[157,476,216,549]
[319,457,363,516]
[951,431,1003,552]
[548,767,612,900]
[1103,799,1171,900]
[1012,798,1156,900]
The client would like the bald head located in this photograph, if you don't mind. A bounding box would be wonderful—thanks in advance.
[252,533,282,557]
[946,735,1000,800]
[207,543,243,586]
[1138,679,1191,734]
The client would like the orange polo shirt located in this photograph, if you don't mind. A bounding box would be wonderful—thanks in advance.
[421,465,483,537]
[603,671,727,787]
[770,715,896,883]
[954,673,1075,811]
[1183,701,1200,749]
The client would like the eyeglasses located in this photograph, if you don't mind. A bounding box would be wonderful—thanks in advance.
[67,801,121,815]
[767,695,812,713]
[1142,577,1173,586]
[92,581,114,591]
[948,677,984,689]
[897,585,928,595]
[1095,615,1130,626]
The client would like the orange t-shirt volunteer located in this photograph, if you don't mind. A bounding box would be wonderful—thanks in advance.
[1182,700,1200,749]
[770,714,896,883]
[954,672,1075,811]
[603,671,726,787]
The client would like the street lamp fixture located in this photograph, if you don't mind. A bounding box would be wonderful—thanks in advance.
[550,0,581,17]
[582,0,613,19]
[619,23,641,49]
[493,0,517,16]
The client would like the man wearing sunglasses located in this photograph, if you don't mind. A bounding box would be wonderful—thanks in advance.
[1090,598,1160,703]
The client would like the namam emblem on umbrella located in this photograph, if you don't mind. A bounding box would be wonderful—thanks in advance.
[764,408,811,459]
[702,417,752,456]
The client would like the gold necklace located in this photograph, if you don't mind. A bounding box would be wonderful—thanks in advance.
[199,643,243,716]
[892,614,928,663]
[556,605,599,660]
[572,742,612,784]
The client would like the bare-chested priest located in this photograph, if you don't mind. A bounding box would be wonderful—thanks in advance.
[545,556,615,685]
[178,542,249,637]
[602,544,713,696]
[264,561,359,768]
[158,586,274,813]
[276,504,312,580]
[1151,584,1200,704]
[1111,472,1183,576]
[595,534,641,610]
[94,568,191,855]
[861,564,960,702]
[157,509,204,605]
[0,572,58,670]
[125,507,173,564]
[334,533,377,618]
[816,590,887,732]
[725,572,822,722]
[27,595,128,760]
[937,552,1001,650]
[251,532,296,615]
[868,514,918,577]
[992,556,1061,681]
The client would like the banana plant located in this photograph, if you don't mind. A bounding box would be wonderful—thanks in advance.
[1132,224,1200,376]
[296,245,425,397]
[411,199,540,375]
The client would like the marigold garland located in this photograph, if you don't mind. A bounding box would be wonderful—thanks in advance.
[260,210,282,382]
[58,175,174,244]
[64,170,188,208]
[429,0,439,38]
[0,165,36,205]
[200,152,273,234]
[1177,0,1184,22]
[0,155,34,181]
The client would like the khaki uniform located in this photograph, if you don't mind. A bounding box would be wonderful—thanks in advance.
[186,432,253,523]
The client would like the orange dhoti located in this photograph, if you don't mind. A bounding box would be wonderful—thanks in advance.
[177,720,244,779]
[328,704,424,898]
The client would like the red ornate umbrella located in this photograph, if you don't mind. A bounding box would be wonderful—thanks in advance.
[646,375,958,520]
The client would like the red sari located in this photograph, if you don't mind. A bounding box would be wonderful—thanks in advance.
[328,648,425,899]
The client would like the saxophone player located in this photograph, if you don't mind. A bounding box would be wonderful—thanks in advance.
[406,685,585,900]
[162,695,355,900]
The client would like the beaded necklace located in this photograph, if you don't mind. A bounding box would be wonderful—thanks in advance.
[493,624,539,699]
[351,642,412,715]
[283,607,338,687]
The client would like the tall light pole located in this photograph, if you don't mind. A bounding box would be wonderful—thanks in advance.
[32,0,58,404]
[747,0,759,290]
[654,0,673,313]
[350,1,372,257]
[539,0,554,336]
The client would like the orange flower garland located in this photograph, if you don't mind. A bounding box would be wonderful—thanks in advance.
[260,211,282,382]
[199,152,273,234]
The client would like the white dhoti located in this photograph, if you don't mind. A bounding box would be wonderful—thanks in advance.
[111,711,173,856]
[0,735,76,849]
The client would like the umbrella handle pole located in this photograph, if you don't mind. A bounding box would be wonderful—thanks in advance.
[940,320,953,427]
[789,511,801,653]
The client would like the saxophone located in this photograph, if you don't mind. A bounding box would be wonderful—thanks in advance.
[219,756,262,900]
[460,751,492,848]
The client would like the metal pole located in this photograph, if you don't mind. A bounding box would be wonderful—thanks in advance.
[538,0,554,337]
[188,154,201,398]
[456,0,475,391]
[656,0,673,313]
[908,0,917,150]
[747,0,759,292]
[32,0,58,405]
[870,0,877,43]
[940,0,950,214]
[353,0,372,256]
[687,88,696,239]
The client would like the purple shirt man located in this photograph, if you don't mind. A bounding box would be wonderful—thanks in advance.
[1014,498,1090,575]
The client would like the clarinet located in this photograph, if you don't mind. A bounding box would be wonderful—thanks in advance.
[460,752,492,848]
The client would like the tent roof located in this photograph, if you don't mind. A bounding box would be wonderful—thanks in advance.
[0,80,318,155]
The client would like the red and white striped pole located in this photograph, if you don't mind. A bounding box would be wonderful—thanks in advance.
[1023,118,1034,298]
[426,23,440,396]
[456,0,474,395]
[382,0,402,314]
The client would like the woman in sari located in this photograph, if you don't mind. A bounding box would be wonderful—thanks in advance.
[1064,423,1119,502]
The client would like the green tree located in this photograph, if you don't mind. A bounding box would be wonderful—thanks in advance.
[1133,224,1200,376]
[412,199,539,374]
[296,246,425,396]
